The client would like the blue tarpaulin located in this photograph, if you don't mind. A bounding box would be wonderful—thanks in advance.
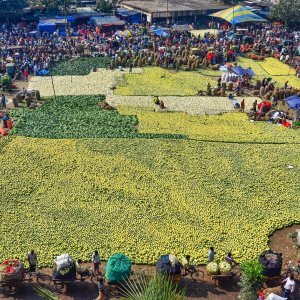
[285,95,300,110]
[37,69,49,76]
[232,66,255,77]
[153,29,168,37]
[38,23,56,34]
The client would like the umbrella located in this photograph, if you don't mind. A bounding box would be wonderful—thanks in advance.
[114,30,123,36]
[123,30,132,37]
[210,5,267,25]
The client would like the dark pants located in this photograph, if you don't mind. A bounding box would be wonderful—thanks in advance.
[283,288,291,299]
[93,262,100,273]
[29,264,36,272]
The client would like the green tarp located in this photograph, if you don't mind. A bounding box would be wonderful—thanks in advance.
[105,253,132,283]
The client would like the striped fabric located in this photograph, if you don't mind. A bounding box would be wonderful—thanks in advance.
[209,5,267,25]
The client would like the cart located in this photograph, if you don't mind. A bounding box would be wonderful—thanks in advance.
[0,259,25,296]
[0,278,23,295]
[211,273,234,288]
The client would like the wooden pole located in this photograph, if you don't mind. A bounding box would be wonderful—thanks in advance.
[50,75,56,99]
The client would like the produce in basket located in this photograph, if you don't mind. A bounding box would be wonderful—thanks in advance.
[207,262,219,275]
[219,261,232,275]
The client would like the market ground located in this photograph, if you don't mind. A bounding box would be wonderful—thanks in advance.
[1,225,299,300]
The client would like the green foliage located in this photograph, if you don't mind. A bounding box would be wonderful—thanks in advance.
[10,95,186,139]
[0,0,27,16]
[50,57,111,76]
[1,75,12,90]
[120,274,186,300]
[34,286,59,300]
[239,260,263,300]
[96,0,118,14]
[270,0,300,27]
[32,0,71,11]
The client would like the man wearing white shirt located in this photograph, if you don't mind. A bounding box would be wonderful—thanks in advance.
[282,274,295,299]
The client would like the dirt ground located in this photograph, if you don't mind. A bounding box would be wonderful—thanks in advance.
[0,225,299,300]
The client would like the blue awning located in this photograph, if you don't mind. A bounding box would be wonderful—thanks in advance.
[285,95,300,110]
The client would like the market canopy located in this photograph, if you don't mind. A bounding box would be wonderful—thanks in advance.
[152,28,168,37]
[209,5,267,25]
[232,66,255,77]
[285,95,300,110]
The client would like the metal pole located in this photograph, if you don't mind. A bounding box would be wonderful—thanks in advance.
[50,75,56,99]
[64,0,72,82]
[166,0,169,27]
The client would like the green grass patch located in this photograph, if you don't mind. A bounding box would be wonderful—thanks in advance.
[10,95,185,139]
[50,57,111,76]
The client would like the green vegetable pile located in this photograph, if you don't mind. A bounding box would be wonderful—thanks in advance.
[207,262,219,275]
[50,57,111,76]
[219,261,232,274]
[10,95,186,139]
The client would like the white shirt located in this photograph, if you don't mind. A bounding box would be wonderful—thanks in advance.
[283,277,295,292]
[28,252,37,265]
[92,253,100,263]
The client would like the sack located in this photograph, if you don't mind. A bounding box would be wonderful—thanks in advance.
[54,254,73,271]
[266,293,287,300]
[105,253,132,283]
[156,255,181,276]
[56,254,71,261]
[0,259,24,282]
[55,258,71,271]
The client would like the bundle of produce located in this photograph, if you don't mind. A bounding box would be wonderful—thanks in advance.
[54,254,73,271]
[0,259,24,282]
[105,253,132,283]
[156,255,181,276]
[219,261,232,275]
[53,254,76,281]
[206,262,219,275]
[191,48,200,55]
[259,250,282,277]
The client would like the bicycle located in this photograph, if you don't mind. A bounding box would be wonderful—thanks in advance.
[182,265,205,282]
[24,268,52,285]
[77,268,98,283]
[281,261,300,279]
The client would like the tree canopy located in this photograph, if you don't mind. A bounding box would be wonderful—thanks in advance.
[96,0,118,14]
[0,0,27,16]
[270,0,300,27]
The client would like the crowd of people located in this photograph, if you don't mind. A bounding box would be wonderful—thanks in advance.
[0,21,299,82]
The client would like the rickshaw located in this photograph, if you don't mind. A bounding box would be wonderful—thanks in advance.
[0,259,25,295]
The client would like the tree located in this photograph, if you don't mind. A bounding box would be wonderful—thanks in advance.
[238,260,263,300]
[270,0,300,27]
[31,0,71,11]
[0,0,27,17]
[96,0,118,14]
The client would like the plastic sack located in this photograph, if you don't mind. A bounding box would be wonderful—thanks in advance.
[56,254,71,261]
[156,255,181,276]
[267,293,287,300]
[105,253,132,283]
[55,258,71,271]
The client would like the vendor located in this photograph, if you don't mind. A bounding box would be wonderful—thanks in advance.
[282,274,295,299]
[225,252,236,265]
